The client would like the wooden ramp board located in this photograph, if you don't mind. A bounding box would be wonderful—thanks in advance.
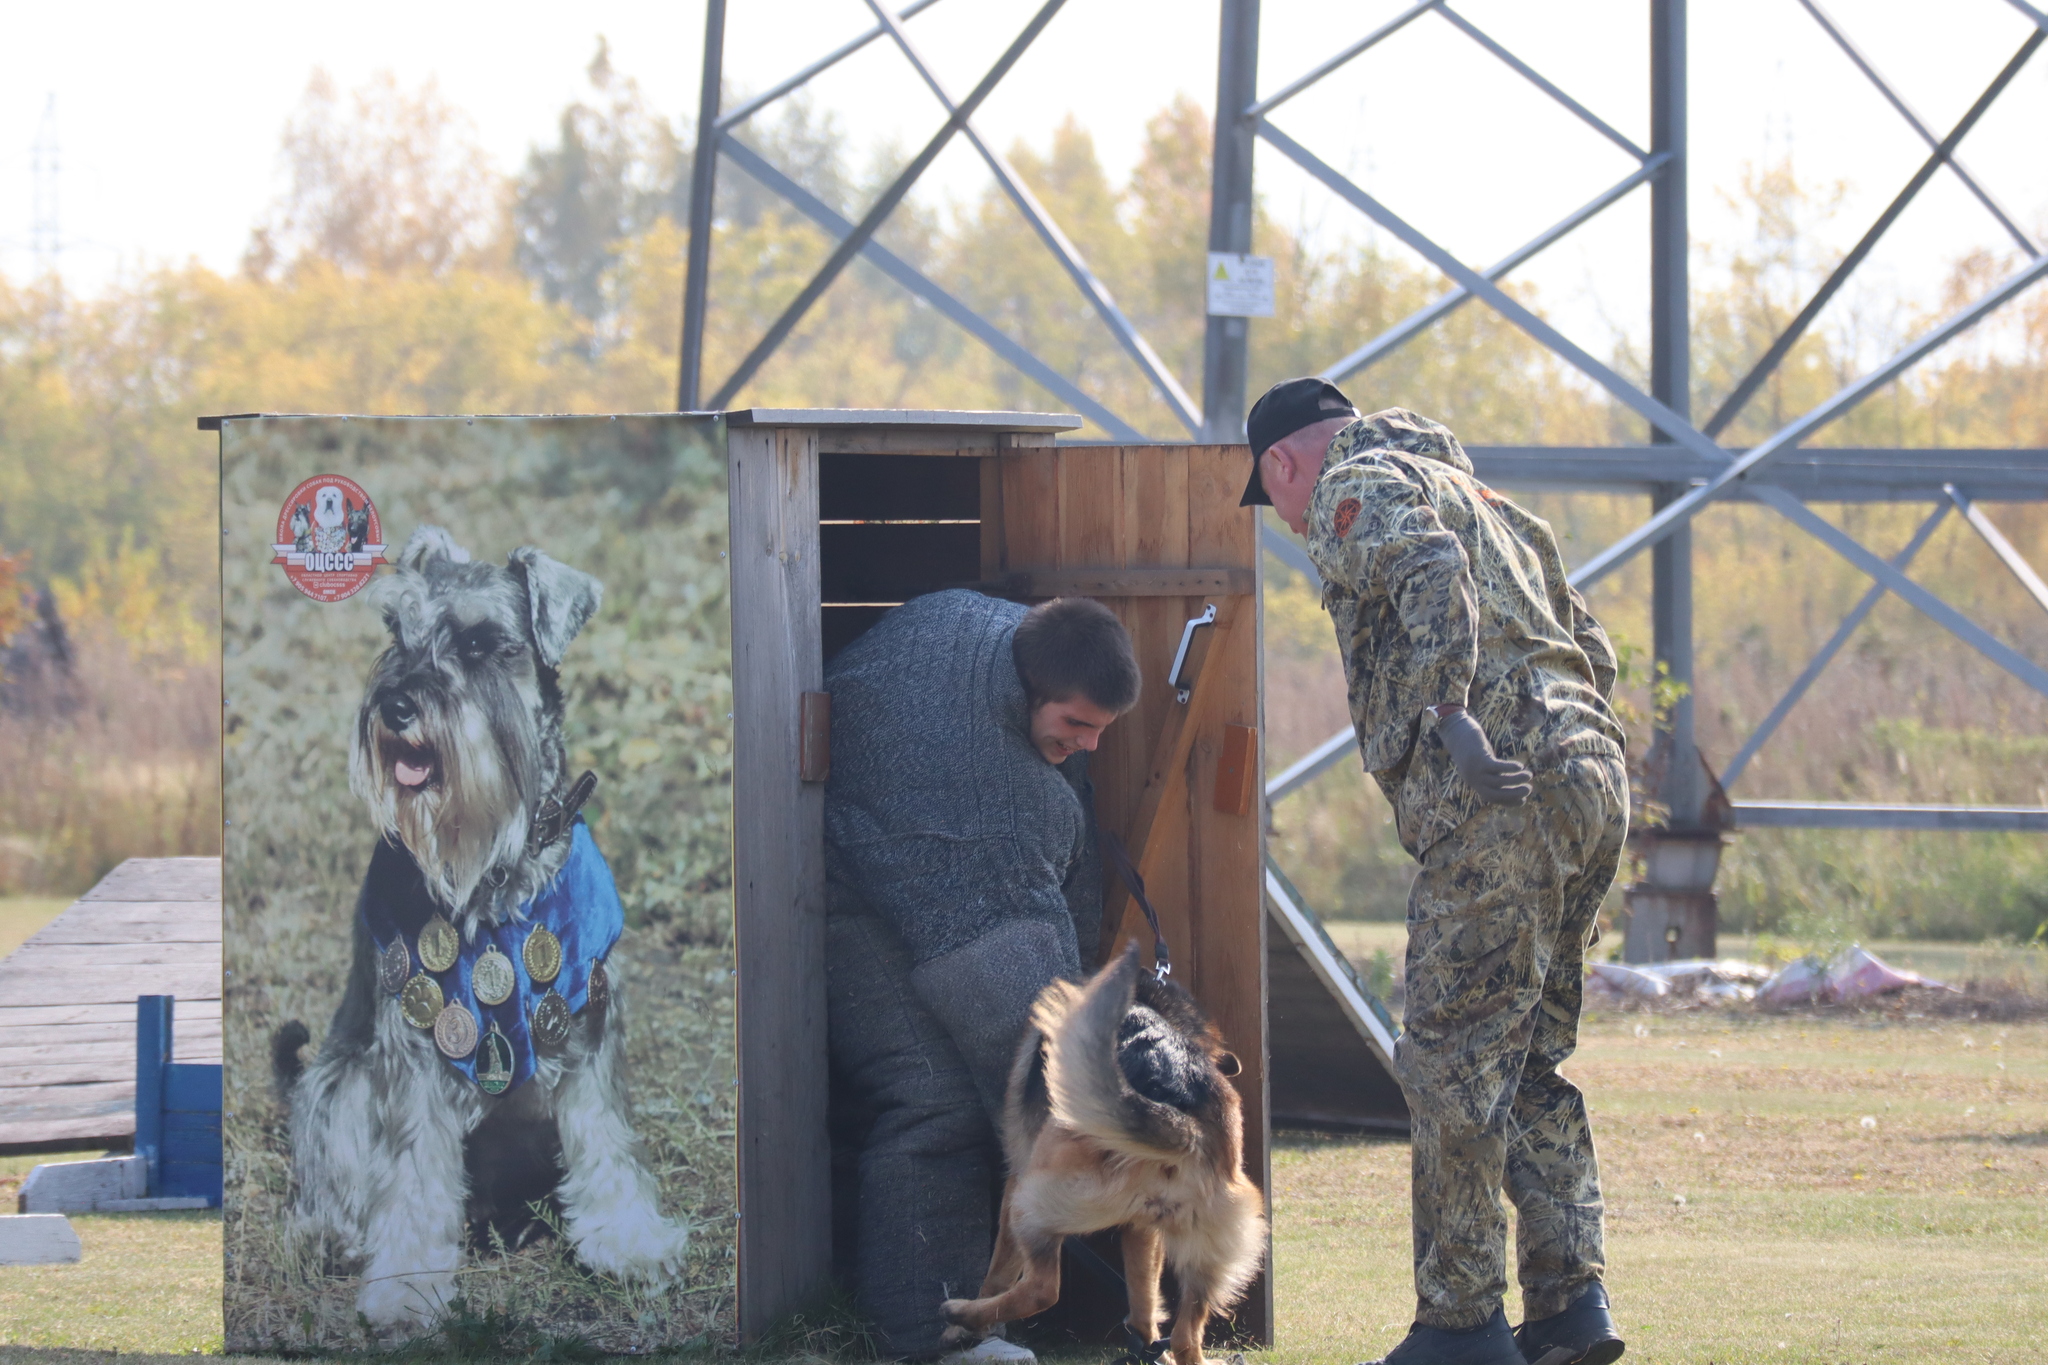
[1264,862,1409,1133]
[0,858,222,1148]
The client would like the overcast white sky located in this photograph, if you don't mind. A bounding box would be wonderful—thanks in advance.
[1,0,2042,383]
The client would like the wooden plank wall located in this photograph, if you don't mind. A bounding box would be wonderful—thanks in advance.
[727,425,831,1339]
[987,444,1271,1342]
[0,857,222,1149]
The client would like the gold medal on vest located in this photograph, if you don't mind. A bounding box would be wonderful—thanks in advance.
[377,938,411,995]
[399,973,444,1029]
[472,946,516,1006]
[522,926,562,985]
[434,1003,479,1059]
[531,988,572,1045]
[418,915,460,973]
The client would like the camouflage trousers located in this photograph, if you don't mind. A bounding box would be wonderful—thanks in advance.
[1392,754,1629,1330]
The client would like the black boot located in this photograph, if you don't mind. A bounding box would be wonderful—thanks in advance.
[1361,1305,1524,1365]
[1513,1283,1625,1365]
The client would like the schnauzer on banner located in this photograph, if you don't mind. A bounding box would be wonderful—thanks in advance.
[273,526,689,1331]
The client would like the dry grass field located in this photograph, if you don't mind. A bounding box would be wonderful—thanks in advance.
[7,1008,2040,1364]
[0,898,69,960]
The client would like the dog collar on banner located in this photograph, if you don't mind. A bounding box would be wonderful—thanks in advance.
[1098,826,1171,981]
[361,820,625,1095]
[527,770,598,856]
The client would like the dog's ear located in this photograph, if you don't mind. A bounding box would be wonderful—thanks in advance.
[509,547,604,668]
[398,526,471,569]
[1214,1051,1241,1078]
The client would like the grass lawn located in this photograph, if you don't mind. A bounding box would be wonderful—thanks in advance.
[4,1014,2042,1363]
[0,897,72,960]
[1272,1009,2046,1364]
[0,1207,222,1354]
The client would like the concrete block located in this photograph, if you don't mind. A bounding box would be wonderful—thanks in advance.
[0,1213,83,1264]
[18,1155,147,1213]
[95,1197,213,1212]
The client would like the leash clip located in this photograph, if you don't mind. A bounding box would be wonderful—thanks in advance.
[1111,1322,1172,1365]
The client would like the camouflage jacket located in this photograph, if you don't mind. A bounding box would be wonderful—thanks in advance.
[1304,409,1625,858]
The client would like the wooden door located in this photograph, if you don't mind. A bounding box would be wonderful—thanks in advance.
[983,444,1271,1344]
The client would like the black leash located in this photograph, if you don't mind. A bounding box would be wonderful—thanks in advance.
[1098,826,1171,980]
[1110,1321,1173,1365]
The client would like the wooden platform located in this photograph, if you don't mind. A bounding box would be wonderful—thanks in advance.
[0,858,221,1149]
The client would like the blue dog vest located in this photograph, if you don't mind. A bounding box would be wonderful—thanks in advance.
[361,821,624,1094]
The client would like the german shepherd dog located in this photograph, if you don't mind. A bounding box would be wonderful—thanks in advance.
[940,945,1265,1365]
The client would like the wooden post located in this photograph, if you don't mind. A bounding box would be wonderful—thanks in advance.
[134,995,173,1196]
[728,424,830,1340]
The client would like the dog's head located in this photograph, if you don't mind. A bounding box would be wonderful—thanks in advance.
[290,505,312,534]
[346,505,369,536]
[314,486,346,529]
[350,526,604,917]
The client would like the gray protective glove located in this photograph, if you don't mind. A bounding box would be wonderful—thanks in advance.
[1434,707,1532,805]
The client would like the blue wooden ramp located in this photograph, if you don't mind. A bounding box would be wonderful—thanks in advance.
[135,995,223,1206]
[0,857,221,1150]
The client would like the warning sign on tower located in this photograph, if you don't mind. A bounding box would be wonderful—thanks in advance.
[1206,252,1275,317]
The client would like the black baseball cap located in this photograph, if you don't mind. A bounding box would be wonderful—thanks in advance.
[1240,377,1359,506]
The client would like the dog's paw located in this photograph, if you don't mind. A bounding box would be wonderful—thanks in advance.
[940,1300,979,1329]
[570,1207,692,1283]
[938,1320,981,1347]
[356,1272,455,1336]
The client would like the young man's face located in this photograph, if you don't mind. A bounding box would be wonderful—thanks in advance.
[1028,694,1120,764]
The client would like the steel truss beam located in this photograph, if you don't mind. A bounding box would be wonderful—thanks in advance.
[1434,4,1648,160]
[706,0,1068,409]
[1569,250,2048,588]
[1947,484,2048,615]
[1320,156,1669,384]
[1796,0,2035,255]
[685,0,1198,436]
[716,135,1143,440]
[1259,121,1728,469]
[713,0,947,133]
[860,0,1199,433]
[1720,503,1949,789]
[1702,30,2044,439]
[1462,445,2048,501]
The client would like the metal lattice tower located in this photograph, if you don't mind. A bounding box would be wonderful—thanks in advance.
[30,95,60,280]
[680,0,2048,841]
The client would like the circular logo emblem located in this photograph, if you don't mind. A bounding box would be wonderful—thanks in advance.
[271,473,389,602]
[1332,497,1363,539]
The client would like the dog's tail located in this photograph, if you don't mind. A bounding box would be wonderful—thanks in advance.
[271,1020,310,1094]
[1038,944,1203,1160]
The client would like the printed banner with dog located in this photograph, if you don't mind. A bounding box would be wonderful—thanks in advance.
[220,415,733,1352]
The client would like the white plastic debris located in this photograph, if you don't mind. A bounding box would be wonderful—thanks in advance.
[1756,944,1953,1007]
[1587,961,1670,999]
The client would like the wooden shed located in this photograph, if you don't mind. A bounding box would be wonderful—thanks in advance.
[725,410,1272,1342]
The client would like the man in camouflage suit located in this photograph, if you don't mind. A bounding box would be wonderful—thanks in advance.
[1243,380,1629,1365]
